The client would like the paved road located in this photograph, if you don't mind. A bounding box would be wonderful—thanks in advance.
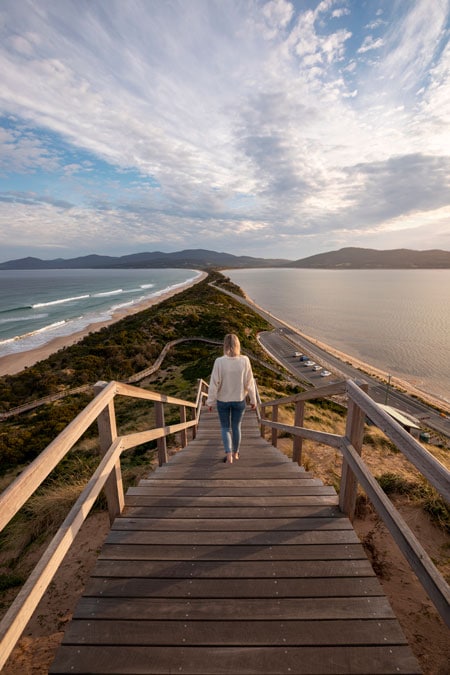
[213,284,450,440]
[259,328,449,437]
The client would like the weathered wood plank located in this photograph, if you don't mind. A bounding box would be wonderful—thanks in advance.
[111,517,353,531]
[121,506,343,519]
[152,466,306,476]
[98,543,367,561]
[104,529,360,546]
[126,485,337,496]
[139,478,318,486]
[83,576,384,598]
[74,596,395,620]
[90,559,375,578]
[50,645,421,674]
[61,618,407,646]
[123,495,339,506]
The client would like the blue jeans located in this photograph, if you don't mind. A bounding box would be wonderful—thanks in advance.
[216,400,246,454]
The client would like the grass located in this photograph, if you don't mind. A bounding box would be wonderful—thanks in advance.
[376,472,450,532]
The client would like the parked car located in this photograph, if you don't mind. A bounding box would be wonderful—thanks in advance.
[312,365,322,371]
[299,355,309,361]
[304,360,315,367]
[320,370,331,377]
[294,351,301,357]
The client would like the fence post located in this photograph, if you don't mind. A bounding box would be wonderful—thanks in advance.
[180,405,187,448]
[193,379,201,440]
[260,404,266,438]
[271,404,278,448]
[155,401,168,466]
[339,383,368,520]
[292,400,305,465]
[94,381,124,524]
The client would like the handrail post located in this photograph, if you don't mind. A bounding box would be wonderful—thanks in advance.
[94,382,124,524]
[193,379,201,440]
[155,401,168,465]
[292,400,305,465]
[271,404,279,448]
[339,382,368,520]
[180,405,188,448]
[260,404,266,438]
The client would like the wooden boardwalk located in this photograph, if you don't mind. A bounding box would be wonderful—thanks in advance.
[50,408,421,674]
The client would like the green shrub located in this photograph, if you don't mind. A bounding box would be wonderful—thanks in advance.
[376,472,450,532]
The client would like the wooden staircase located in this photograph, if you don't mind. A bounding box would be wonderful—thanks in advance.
[49,407,421,674]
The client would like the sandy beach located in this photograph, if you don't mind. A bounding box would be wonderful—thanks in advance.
[0,272,207,378]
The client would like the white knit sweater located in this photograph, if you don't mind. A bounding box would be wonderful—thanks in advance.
[206,355,256,406]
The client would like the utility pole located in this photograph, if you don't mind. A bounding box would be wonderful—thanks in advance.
[384,373,392,404]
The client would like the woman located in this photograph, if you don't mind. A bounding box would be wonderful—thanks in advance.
[206,334,256,464]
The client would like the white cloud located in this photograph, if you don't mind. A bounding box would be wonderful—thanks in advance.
[0,0,448,260]
[262,0,294,30]
[357,36,384,54]
[332,8,350,19]
[0,125,61,173]
[378,0,448,92]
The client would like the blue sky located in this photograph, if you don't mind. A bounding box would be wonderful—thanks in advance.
[0,0,449,262]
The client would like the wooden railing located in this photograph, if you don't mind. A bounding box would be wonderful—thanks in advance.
[0,378,208,670]
[1,374,449,668]
[256,378,450,629]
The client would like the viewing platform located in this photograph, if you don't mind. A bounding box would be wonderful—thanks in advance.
[49,407,420,674]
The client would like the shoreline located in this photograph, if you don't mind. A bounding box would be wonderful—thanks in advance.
[240,291,450,415]
[0,270,448,415]
[0,272,207,377]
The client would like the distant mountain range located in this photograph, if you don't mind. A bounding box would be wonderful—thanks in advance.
[288,247,450,269]
[0,249,287,270]
[0,247,449,270]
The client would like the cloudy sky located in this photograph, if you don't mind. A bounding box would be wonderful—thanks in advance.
[0,0,449,262]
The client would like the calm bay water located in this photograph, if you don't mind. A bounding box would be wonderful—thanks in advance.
[227,269,450,404]
[0,268,200,357]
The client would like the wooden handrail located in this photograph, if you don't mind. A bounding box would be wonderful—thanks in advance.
[0,379,203,670]
[255,378,450,629]
[346,380,450,502]
[0,381,118,532]
[0,437,124,664]
[260,418,343,449]
[261,380,348,408]
[340,437,450,627]
[115,380,198,407]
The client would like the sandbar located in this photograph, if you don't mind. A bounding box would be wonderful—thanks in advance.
[0,272,207,377]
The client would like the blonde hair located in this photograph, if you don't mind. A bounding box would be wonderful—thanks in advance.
[223,333,241,357]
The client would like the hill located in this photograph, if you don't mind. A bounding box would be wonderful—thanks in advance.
[1,247,449,270]
[288,247,450,269]
[0,249,288,270]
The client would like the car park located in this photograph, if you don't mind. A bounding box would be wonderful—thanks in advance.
[320,370,331,377]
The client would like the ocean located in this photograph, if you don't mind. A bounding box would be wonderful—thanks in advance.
[0,268,200,358]
[226,268,450,404]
